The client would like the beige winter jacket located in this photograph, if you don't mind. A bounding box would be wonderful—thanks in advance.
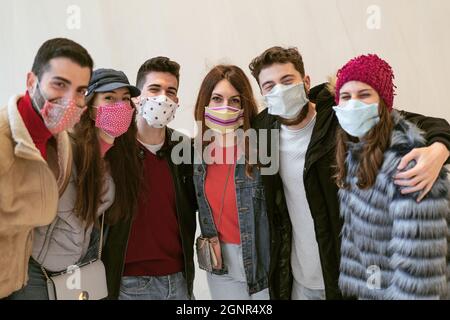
[0,95,72,298]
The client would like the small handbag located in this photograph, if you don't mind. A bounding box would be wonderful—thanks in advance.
[41,214,108,300]
[196,236,220,272]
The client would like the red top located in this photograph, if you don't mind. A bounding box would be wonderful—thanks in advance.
[205,145,241,244]
[17,92,53,160]
[123,144,184,276]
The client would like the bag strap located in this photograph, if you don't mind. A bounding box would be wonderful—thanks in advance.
[38,218,59,282]
[98,213,105,259]
[41,266,51,282]
[215,164,234,234]
[36,218,59,262]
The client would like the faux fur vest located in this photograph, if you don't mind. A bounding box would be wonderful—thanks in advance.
[338,110,450,300]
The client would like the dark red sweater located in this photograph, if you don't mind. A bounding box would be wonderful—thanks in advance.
[17,92,53,160]
[123,144,184,276]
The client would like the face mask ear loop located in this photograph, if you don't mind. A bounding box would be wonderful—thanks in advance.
[31,80,49,113]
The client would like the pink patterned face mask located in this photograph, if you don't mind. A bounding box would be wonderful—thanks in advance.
[95,102,134,138]
[40,99,87,135]
[31,81,87,134]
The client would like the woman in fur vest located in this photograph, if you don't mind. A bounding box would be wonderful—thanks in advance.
[333,54,449,300]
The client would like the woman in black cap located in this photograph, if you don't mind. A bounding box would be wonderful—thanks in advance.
[9,69,142,300]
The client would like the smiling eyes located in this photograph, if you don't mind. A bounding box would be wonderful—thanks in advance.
[51,81,87,97]
[147,87,177,98]
[264,78,295,93]
[340,92,372,101]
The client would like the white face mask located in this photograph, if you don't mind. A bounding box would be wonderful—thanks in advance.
[139,95,179,128]
[333,99,380,138]
[263,83,309,120]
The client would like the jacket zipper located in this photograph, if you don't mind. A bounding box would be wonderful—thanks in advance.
[169,161,189,277]
[22,231,33,287]
[119,220,133,281]
[166,160,191,297]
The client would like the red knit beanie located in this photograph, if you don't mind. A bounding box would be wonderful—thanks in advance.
[335,54,396,111]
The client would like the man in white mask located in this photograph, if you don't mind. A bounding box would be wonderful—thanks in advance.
[249,46,450,300]
[102,57,197,300]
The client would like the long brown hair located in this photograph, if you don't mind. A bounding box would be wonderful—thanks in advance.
[71,99,142,226]
[335,100,394,189]
[194,65,258,176]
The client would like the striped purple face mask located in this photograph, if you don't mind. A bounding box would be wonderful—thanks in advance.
[204,105,244,134]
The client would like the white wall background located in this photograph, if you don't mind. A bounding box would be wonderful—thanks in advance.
[1,0,450,136]
[1,0,450,299]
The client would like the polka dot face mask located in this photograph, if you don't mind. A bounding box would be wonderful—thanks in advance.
[139,95,179,128]
[40,99,87,135]
[95,102,134,138]
[32,81,87,135]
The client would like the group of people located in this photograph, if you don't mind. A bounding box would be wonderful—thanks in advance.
[0,38,449,300]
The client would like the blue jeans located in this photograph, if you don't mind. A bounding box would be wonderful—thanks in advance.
[7,258,49,300]
[207,244,270,300]
[119,272,191,300]
[292,280,326,300]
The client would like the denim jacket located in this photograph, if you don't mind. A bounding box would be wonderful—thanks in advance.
[193,157,270,295]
